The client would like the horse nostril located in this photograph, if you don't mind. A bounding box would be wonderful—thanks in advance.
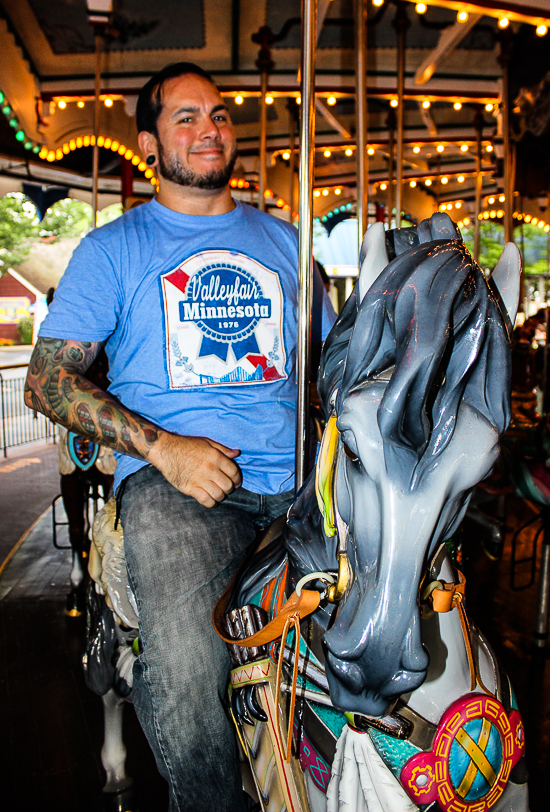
[325,651,365,694]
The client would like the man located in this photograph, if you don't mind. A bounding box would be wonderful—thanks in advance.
[25,62,335,811]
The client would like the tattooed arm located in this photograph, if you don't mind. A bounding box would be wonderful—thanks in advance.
[25,337,242,507]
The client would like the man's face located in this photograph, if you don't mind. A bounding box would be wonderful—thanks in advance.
[154,74,237,190]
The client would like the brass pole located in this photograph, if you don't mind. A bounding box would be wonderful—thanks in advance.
[474,107,483,263]
[355,0,368,251]
[386,108,395,226]
[499,35,513,243]
[259,71,268,213]
[295,0,317,491]
[288,102,296,222]
[393,2,409,229]
[91,32,102,229]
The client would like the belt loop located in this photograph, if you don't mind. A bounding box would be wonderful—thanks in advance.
[114,475,130,530]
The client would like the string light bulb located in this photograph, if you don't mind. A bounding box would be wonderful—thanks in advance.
[486,144,494,152]
[485,103,494,112]
[422,100,431,109]
[413,146,420,154]
[372,0,384,6]
[380,182,388,190]
[415,3,427,13]
[327,96,337,106]
[57,100,66,110]
[324,149,332,158]
[322,189,329,196]
[282,151,290,160]
[345,148,353,156]
[460,144,469,152]
[314,190,321,197]
[441,176,448,185]
[235,95,244,105]
[410,180,417,188]
[265,95,274,105]
[498,17,509,29]
[77,100,85,109]
[425,178,432,186]
[457,10,469,22]
[104,98,113,107]
[437,144,445,153]
[453,102,462,111]
[458,175,465,183]
[367,147,375,155]
[536,25,548,37]
[390,99,398,108]
[335,188,341,195]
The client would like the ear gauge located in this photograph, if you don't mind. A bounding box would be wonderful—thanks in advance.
[145,154,156,166]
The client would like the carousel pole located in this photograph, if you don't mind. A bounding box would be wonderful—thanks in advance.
[355,0,368,251]
[386,107,396,226]
[91,32,102,229]
[253,29,275,213]
[393,2,409,229]
[288,101,297,222]
[474,107,483,263]
[295,0,317,492]
[499,35,513,244]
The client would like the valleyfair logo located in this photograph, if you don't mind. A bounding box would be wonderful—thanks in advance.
[178,265,271,361]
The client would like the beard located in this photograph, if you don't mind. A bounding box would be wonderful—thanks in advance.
[157,141,238,190]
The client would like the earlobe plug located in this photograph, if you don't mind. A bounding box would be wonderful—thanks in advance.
[146,154,156,166]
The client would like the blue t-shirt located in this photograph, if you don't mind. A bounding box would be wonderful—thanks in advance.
[41,198,336,494]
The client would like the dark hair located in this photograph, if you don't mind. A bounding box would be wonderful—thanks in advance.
[136,62,215,134]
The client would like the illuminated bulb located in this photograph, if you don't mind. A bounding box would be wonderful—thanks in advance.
[545,225,550,233]
[498,210,505,219]
[486,144,493,152]
[536,25,548,37]
[532,217,539,225]
[276,198,284,207]
[62,143,70,154]
[410,180,417,188]
[83,135,90,147]
[97,136,104,147]
[460,144,469,152]
[415,3,427,13]
[335,188,341,195]
[457,10,469,23]
[104,137,112,149]
[138,161,146,172]
[327,96,337,106]
[372,0,384,6]
[39,147,48,159]
[499,194,505,202]
[437,144,444,153]
[104,98,113,107]
[441,176,448,185]
[283,204,291,212]
[483,211,489,219]
[264,189,273,198]
[498,17,509,29]
[131,155,140,165]
[265,95,274,105]
[525,215,532,223]
[488,198,495,205]
[390,99,398,108]
[490,210,497,218]
[55,148,63,160]
[77,100,85,109]
[237,179,245,188]
[118,144,126,155]
[296,96,301,105]
[124,149,133,160]
[458,176,465,183]
[76,137,83,149]
[463,217,470,226]
[485,103,494,112]
[322,189,329,196]
[422,100,431,109]
[441,204,447,211]
[57,100,66,110]
[458,221,463,229]
[380,182,388,191]
[324,149,332,158]
[235,95,244,105]
[345,148,353,156]
[367,147,375,155]
[111,140,120,151]
[90,135,96,146]
[456,201,462,209]
[425,178,432,186]
[314,190,321,197]
[144,168,154,179]
[453,102,462,111]
[413,146,421,154]
[47,150,56,162]
[282,151,290,160]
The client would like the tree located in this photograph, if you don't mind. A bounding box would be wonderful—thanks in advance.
[0,194,38,274]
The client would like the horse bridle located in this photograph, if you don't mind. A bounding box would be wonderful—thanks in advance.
[314,413,351,603]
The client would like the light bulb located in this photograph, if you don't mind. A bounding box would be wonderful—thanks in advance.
[422,100,431,109]
[235,95,244,105]
[415,3,427,13]
[327,96,337,106]
[104,98,113,107]
[453,102,462,111]
[457,10,469,23]
[498,17,509,29]
[413,146,421,154]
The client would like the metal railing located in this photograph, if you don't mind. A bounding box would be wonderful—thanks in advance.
[0,364,56,457]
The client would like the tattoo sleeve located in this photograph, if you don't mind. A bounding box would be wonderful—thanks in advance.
[24,337,161,461]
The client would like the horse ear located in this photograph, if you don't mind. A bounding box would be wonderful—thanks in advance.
[358,222,389,302]
[490,242,521,327]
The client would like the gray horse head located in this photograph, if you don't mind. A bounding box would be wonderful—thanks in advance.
[297,213,520,717]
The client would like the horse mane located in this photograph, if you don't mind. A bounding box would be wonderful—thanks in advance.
[320,231,511,477]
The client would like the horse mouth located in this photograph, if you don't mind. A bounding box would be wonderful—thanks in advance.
[324,650,427,717]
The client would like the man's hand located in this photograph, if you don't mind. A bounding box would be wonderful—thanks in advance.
[148,434,242,507]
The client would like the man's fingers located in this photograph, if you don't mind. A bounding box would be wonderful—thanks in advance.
[208,439,241,458]
[189,486,217,508]
[218,454,242,486]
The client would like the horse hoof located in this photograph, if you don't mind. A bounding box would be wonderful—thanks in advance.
[65,588,85,617]
[102,786,137,812]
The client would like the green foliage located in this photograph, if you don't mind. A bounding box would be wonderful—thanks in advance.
[16,317,33,345]
[39,198,92,239]
[462,220,550,276]
[0,194,123,276]
[462,221,505,273]
[0,194,38,273]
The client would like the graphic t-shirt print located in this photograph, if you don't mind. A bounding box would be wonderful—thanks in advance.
[161,250,287,388]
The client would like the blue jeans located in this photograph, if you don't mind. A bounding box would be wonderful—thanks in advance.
[121,465,293,812]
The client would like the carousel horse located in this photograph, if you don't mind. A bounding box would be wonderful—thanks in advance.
[213,213,529,812]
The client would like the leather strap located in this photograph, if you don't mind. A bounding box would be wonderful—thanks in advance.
[430,569,466,613]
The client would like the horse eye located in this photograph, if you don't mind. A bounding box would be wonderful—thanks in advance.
[343,443,359,463]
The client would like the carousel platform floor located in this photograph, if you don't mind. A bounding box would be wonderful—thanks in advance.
[0,446,549,811]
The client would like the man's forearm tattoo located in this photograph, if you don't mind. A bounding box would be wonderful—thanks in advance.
[25,338,160,461]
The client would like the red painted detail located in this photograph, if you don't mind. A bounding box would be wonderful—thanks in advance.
[247,354,268,370]
[165,268,190,294]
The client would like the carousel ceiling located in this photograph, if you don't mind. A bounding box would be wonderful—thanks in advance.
[0,0,549,221]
